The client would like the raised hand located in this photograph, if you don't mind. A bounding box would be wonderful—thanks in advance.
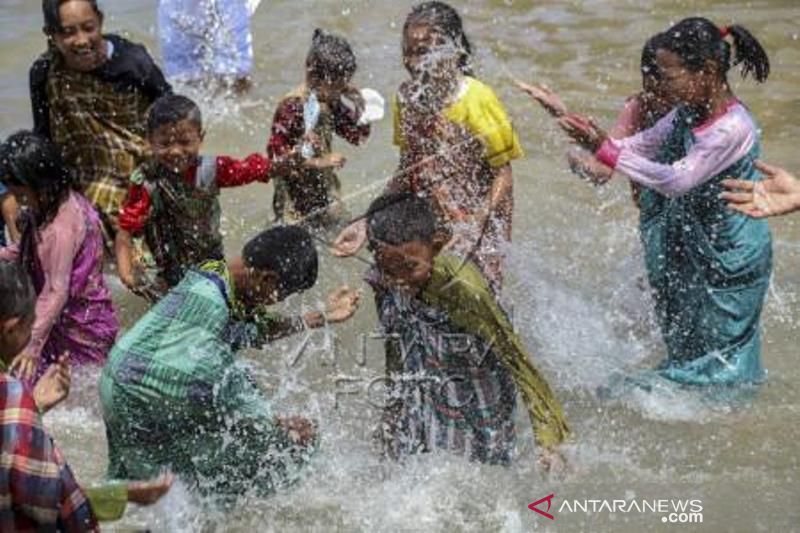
[324,286,362,324]
[721,160,800,218]
[557,113,608,152]
[127,473,174,505]
[514,79,568,118]
[331,219,368,257]
[10,352,38,381]
[33,354,71,413]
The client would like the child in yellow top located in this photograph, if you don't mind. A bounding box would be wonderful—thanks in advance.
[334,1,523,294]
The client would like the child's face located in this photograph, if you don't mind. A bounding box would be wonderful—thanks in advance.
[0,313,34,364]
[402,23,458,81]
[656,49,715,108]
[240,268,282,308]
[373,240,437,295]
[49,0,106,73]
[308,73,349,105]
[149,120,204,175]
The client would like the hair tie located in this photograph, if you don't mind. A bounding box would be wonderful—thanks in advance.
[719,26,730,38]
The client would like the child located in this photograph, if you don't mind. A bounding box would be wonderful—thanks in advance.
[102,227,361,496]
[267,29,371,229]
[334,2,523,295]
[722,161,800,218]
[0,131,118,382]
[157,0,256,92]
[366,193,568,467]
[31,0,172,247]
[527,18,773,386]
[116,94,271,296]
[0,261,171,529]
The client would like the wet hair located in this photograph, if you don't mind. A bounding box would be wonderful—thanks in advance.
[0,131,73,274]
[366,192,438,248]
[243,226,318,296]
[146,94,203,134]
[659,17,769,83]
[641,33,663,82]
[43,0,104,35]
[306,29,357,83]
[0,262,36,322]
[404,1,474,76]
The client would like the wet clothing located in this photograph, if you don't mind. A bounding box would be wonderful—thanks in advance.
[30,35,171,242]
[373,254,569,463]
[597,101,772,385]
[0,373,99,532]
[392,76,523,291]
[267,85,370,227]
[118,154,270,287]
[0,192,118,379]
[100,260,314,497]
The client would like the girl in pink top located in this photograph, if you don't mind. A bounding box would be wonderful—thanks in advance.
[0,131,118,382]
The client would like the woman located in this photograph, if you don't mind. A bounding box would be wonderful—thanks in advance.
[31,0,171,246]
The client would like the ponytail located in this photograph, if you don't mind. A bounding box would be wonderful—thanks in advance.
[727,24,770,82]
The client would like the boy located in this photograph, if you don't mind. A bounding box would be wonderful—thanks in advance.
[366,193,569,467]
[116,94,271,296]
[101,226,361,496]
[0,261,170,530]
[267,29,371,229]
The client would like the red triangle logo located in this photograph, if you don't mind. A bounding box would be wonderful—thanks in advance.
[528,494,555,520]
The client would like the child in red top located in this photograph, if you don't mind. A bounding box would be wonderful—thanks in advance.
[267,29,370,229]
[116,94,270,297]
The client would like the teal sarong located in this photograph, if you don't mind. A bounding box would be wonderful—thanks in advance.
[638,106,772,386]
[99,265,314,497]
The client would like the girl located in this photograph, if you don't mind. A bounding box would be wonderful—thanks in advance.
[334,1,523,294]
[267,29,370,230]
[528,18,773,386]
[0,131,118,382]
[31,0,172,247]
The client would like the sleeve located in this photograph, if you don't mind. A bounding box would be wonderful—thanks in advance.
[29,57,52,139]
[466,83,524,168]
[130,42,172,101]
[609,95,646,138]
[422,256,570,450]
[0,243,20,261]
[598,109,756,197]
[596,108,678,164]
[266,98,305,160]
[117,181,152,235]
[331,97,371,145]
[214,153,271,188]
[25,215,84,360]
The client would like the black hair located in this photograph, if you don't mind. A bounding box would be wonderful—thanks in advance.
[641,33,663,82]
[146,94,203,134]
[43,0,103,35]
[0,262,36,322]
[243,226,318,296]
[0,131,73,274]
[366,192,438,248]
[660,17,769,83]
[306,29,357,83]
[404,1,474,76]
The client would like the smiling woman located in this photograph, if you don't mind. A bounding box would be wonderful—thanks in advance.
[29,0,172,248]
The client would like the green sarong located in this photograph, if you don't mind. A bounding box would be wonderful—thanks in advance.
[99,263,314,497]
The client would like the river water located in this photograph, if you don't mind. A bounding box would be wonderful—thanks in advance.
[1,0,799,531]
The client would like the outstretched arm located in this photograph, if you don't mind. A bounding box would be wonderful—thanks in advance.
[721,160,800,218]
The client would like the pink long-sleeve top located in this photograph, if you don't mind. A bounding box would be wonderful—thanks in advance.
[0,192,117,367]
[596,100,757,198]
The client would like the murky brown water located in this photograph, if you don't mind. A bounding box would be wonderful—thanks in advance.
[1,0,799,531]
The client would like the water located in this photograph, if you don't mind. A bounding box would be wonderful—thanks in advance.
[2,0,799,531]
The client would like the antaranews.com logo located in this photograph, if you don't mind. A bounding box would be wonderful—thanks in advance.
[529,494,703,525]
